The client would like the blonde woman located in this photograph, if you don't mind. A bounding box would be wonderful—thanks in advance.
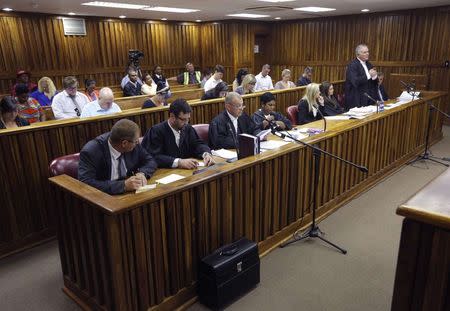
[30,77,57,106]
[274,69,296,89]
[235,74,256,95]
[297,83,324,125]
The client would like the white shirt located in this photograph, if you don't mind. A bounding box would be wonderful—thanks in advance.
[203,76,222,92]
[254,73,274,91]
[358,58,377,80]
[226,111,238,133]
[108,139,125,181]
[52,90,89,119]
[80,100,122,118]
[168,121,182,168]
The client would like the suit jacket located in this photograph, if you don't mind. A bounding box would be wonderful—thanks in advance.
[141,121,210,168]
[251,109,292,130]
[378,84,389,101]
[322,96,345,116]
[344,59,379,110]
[297,99,323,125]
[209,110,260,149]
[296,76,311,86]
[123,81,142,97]
[78,132,157,194]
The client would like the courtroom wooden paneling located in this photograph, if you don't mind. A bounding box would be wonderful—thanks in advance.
[49,92,447,310]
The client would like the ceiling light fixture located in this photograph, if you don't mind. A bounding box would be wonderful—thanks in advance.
[143,6,199,13]
[68,12,76,15]
[161,18,167,21]
[2,8,13,12]
[119,15,126,18]
[227,13,270,18]
[82,2,147,10]
[293,7,336,12]
[361,9,370,12]
[195,19,202,22]
[274,17,281,20]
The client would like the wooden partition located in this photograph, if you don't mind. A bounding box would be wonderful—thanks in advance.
[0,82,339,258]
[49,92,447,310]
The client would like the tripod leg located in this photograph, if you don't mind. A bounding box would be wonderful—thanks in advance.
[427,157,449,167]
[317,235,347,254]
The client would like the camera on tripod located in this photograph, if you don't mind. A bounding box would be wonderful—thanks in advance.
[128,49,144,78]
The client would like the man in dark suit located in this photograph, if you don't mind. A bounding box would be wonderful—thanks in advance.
[142,98,214,169]
[208,92,260,149]
[344,44,379,110]
[377,72,389,101]
[78,119,157,194]
[123,69,142,97]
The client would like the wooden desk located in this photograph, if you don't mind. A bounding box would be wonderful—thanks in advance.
[0,82,341,259]
[392,168,450,311]
[49,93,447,311]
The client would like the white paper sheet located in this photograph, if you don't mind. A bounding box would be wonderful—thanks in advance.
[135,184,157,193]
[212,149,238,159]
[260,140,290,150]
[324,115,351,120]
[156,174,185,184]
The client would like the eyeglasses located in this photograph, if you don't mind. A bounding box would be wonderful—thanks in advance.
[67,86,77,91]
[231,104,245,109]
[176,115,190,122]
[126,138,140,145]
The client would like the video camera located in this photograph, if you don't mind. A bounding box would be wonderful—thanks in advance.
[128,49,144,66]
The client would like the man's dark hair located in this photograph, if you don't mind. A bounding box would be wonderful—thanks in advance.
[110,119,140,144]
[236,68,249,85]
[169,98,192,117]
[260,92,275,105]
[0,96,18,113]
[15,83,29,96]
[214,64,225,74]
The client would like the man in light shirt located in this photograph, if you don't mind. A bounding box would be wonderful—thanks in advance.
[344,44,378,110]
[52,76,89,119]
[81,87,122,118]
[254,64,274,92]
[203,64,225,92]
[78,119,157,194]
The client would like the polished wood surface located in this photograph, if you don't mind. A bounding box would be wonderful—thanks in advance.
[0,82,341,258]
[49,92,446,310]
[392,168,450,311]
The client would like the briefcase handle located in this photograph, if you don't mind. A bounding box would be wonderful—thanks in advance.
[220,244,238,256]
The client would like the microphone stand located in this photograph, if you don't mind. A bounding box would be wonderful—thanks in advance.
[408,101,450,167]
[363,92,380,113]
[276,124,368,253]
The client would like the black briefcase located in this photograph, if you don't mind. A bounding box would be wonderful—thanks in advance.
[198,238,260,309]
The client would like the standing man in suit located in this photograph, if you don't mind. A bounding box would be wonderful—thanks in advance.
[78,119,157,194]
[208,92,260,149]
[142,98,214,169]
[344,44,379,110]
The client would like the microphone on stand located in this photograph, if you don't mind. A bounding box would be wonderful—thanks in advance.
[316,107,327,132]
[400,80,414,92]
[363,92,380,113]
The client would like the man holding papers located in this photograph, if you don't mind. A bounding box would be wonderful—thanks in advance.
[142,98,214,169]
[209,92,260,149]
[78,119,157,195]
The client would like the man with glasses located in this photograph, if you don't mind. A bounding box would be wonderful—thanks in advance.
[142,98,214,169]
[52,76,90,119]
[78,119,157,194]
[123,69,142,97]
[208,92,260,149]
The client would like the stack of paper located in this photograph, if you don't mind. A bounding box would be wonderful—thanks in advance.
[344,106,378,119]
[279,131,309,142]
[156,174,185,184]
[260,140,290,150]
[212,149,238,160]
[324,115,351,121]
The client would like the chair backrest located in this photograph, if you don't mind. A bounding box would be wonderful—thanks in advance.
[192,124,209,142]
[49,153,80,178]
[336,93,345,107]
[286,105,299,126]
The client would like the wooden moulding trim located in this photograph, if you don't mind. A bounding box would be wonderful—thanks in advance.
[273,61,446,68]
[48,91,447,215]
[0,229,55,260]
[397,206,450,231]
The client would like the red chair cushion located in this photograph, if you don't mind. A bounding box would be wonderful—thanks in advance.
[286,105,299,126]
[49,153,80,178]
[192,124,209,142]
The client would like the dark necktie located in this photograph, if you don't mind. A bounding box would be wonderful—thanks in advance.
[118,154,127,179]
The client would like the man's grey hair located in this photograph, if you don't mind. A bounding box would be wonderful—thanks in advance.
[99,87,114,99]
[225,92,242,105]
[355,44,368,56]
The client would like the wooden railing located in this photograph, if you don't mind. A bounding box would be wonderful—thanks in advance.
[49,91,447,310]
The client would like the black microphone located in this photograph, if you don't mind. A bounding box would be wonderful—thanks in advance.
[400,80,414,92]
[316,106,327,132]
[363,92,380,113]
